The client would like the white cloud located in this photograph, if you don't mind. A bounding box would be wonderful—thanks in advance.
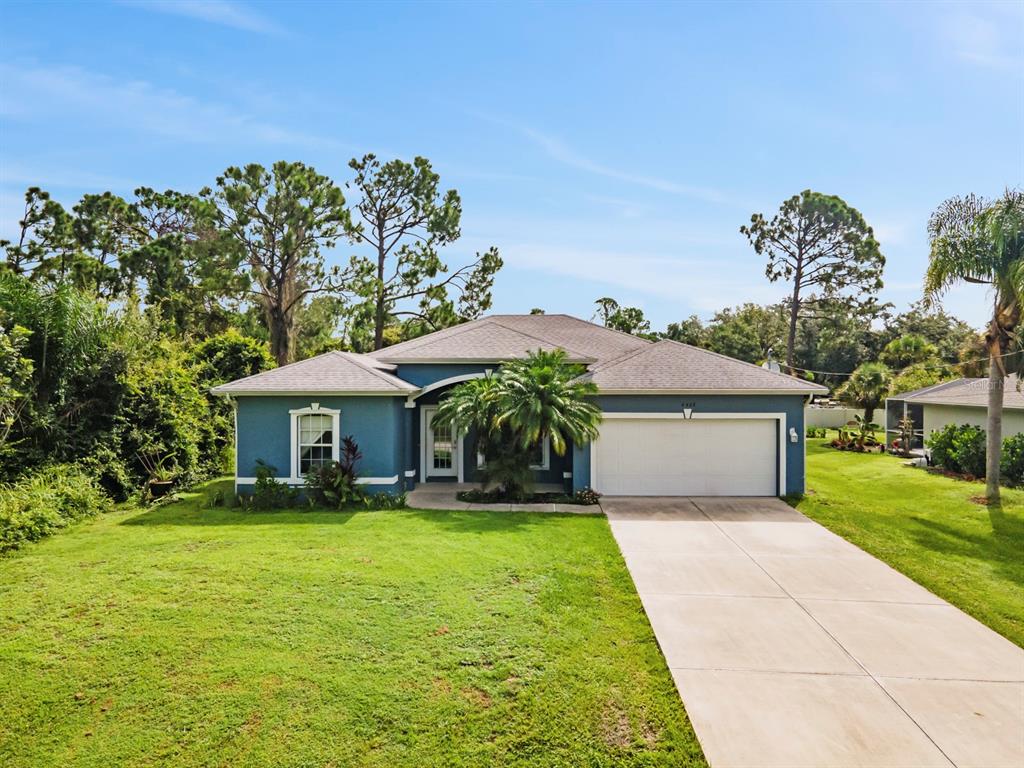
[472,113,736,206]
[118,0,281,35]
[0,62,353,151]
[939,3,1024,72]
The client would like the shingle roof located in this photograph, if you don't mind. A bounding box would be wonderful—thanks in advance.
[369,314,647,363]
[895,375,1024,410]
[578,339,828,393]
[213,315,827,395]
[210,351,418,395]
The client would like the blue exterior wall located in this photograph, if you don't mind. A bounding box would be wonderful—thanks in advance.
[394,363,493,388]
[234,395,405,494]
[572,394,809,496]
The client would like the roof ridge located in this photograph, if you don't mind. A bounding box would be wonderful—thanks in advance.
[367,317,493,358]
[579,339,657,376]
[332,351,416,390]
[547,313,656,346]
[487,317,596,360]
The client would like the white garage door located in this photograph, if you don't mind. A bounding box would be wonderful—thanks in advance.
[593,418,778,496]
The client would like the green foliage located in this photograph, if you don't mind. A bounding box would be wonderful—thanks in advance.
[204,161,352,365]
[741,190,885,369]
[0,318,33,463]
[0,464,112,554]
[894,416,916,456]
[190,327,275,385]
[359,491,407,510]
[0,272,126,477]
[1000,433,1024,486]
[705,302,787,364]
[890,363,948,396]
[927,423,987,478]
[347,154,502,350]
[593,297,651,336]
[882,300,976,365]
[304,437,367,508]
[114,338,215,488]
[0,485,705,765]
[435,350,602,499]
[925,189,1024,501]
[836,362,892,422]
[661,314,707,346]
[244,460,298,510]
[880,334,939,369]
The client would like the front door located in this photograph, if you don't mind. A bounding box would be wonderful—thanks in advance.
[423,406,458,478]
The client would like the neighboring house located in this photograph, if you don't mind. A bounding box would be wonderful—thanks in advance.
[885,375,1024,449]
[212,314,826,497]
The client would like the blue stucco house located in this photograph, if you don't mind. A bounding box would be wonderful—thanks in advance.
[212,314,826,497]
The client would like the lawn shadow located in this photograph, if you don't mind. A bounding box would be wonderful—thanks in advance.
[121,501,358,527]
[405,507,593,534]
[907,513,1024,589]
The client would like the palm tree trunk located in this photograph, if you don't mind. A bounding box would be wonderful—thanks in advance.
[986,353,1003,503]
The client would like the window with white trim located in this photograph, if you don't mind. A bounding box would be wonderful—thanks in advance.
[289,404,340,480]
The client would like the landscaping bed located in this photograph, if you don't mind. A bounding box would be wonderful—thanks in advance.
[0,479,704,767]
[456,488,600,505]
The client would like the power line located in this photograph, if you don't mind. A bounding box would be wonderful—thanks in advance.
[788,348,1018,380]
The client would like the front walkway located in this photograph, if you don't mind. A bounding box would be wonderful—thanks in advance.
[604,496,1024,768]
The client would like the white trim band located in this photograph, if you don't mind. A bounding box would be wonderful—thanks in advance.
[236,475,400,486]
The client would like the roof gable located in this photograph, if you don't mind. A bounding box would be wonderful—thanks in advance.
[370,318,597,362]
[580,339,827,393]
[370,314,648,363]
[210,351,418,395]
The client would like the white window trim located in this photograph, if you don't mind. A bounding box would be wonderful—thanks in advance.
[289,403,341,484]
[589,412,787,496]
[476,436,550,471]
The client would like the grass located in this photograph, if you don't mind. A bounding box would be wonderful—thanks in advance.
[796,440,1024,647]
[0,480,705,768]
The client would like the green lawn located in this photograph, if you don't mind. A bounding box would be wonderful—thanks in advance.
[797,440,1024,647]
[0,482,705,768]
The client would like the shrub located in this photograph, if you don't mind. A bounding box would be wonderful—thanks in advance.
[0,464,112,553]
[1000,433,1024,486]
[574,487,602,506]
[115,339,216,487]
[927,423,986,477]
[244,460,297,510]
[361,492,407,510]
[304,437,365,508]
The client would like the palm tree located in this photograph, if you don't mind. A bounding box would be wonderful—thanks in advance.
[495,350,602,455]
[837,362,892,424]
[433,349,602,499]
[925,190,1024,503]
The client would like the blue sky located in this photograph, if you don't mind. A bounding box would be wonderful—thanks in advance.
[1,0,1021,330]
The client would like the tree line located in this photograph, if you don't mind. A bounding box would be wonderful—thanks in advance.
[2,155,503,367]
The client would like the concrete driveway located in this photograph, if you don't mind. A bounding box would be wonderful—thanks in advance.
[604,497,1024,768]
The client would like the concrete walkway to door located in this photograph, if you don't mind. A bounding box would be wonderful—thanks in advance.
[603,497,1024,768]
